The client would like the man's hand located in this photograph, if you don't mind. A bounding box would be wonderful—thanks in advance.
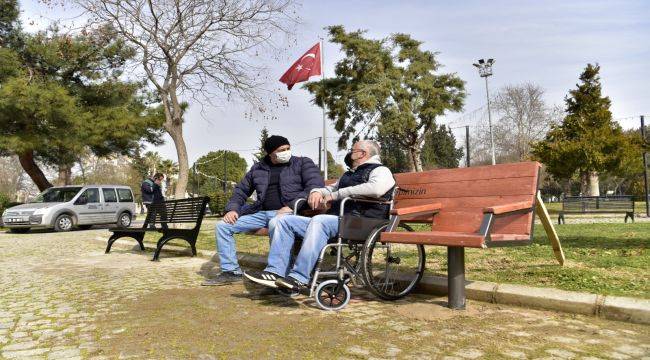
[223,211,239,224]
[308,192,323,210]
[276,206,292,215]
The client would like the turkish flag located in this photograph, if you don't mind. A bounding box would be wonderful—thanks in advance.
[279,42,321,90]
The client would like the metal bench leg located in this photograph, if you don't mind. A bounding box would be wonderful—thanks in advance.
[136,233,145,251]
[106,233,146,254]
[152,236,171,261]
[189,239,197,256]
[447,246,466,310]
[105,234,119,254]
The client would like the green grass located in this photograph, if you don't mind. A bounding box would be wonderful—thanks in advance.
[144,220,649,299]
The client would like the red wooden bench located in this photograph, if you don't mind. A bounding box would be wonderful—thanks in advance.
[380,161,542,309]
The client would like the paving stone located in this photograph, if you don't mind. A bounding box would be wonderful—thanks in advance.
[3,340,39,351]
[2,347,49,359]
[0,229,648,359]
[47,348,81,359]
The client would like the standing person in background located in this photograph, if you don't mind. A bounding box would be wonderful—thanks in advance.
[141,173,167,230]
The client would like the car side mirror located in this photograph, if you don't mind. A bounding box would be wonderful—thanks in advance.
[75,196,88,205]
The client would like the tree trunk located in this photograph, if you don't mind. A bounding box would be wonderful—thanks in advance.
[579,172,589,196]
[17,150,53,191]
[588,171,600,196]
[407,146,423,172]
[57,165,72,186]
[166,122,189,199]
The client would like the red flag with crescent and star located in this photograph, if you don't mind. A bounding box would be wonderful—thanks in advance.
[279,42,321,90]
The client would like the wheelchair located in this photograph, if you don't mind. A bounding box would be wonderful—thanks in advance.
[294,193,426,311]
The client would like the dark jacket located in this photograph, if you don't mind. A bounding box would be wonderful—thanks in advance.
[141,178,165,204]
[141,179,155,204]
[328,163,394,219]
[225,156,324,216]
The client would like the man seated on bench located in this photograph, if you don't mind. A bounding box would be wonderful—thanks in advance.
[202,135,324,286]
[244,140,395,292]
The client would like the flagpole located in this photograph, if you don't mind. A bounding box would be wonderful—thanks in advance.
[320,39,328,180]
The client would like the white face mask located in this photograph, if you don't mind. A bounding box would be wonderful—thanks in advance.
[274,150,292,163]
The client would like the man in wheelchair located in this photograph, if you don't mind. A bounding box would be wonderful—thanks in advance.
[244,140,395,295]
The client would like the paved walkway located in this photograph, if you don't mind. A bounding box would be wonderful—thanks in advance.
[0,229,648,359]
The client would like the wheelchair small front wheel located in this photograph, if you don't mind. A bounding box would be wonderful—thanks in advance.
[315,280,351,311]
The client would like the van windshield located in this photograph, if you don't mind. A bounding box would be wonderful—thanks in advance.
[31,187,83,203]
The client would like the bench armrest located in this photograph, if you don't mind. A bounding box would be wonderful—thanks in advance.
[391,203,442,216]
[483,201,532,215]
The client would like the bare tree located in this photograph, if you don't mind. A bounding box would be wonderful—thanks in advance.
[0,156,27,199]
[72,0,298,198]
[472,83,562,164]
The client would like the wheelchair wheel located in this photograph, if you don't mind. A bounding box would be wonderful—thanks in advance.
[315,279,351,311]
[361,223,425,300]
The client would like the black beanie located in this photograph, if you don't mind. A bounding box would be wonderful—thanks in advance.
[264,135,290,154]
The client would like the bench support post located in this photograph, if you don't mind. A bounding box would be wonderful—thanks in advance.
[447,246,466,310]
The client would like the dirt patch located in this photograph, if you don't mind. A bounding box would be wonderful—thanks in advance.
[93,286,348,359]
[394,300,481,322]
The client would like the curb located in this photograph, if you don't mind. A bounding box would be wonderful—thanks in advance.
[94,236,650,325]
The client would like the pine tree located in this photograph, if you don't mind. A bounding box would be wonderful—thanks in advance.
[253,126,269,162]
[532,64,627,196]
[324,151,345,178]
[420,124,464,169]
[305,26,465,172]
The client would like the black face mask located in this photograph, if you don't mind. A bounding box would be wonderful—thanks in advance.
[344,152,354,168]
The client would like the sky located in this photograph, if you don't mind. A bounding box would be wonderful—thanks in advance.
[19,0,650,169]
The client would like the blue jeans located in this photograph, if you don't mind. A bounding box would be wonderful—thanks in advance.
[216,210,278,274]
[265,214,339,284]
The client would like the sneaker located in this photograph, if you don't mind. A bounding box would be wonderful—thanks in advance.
[243,270,279,288]
[201,271,243,286]
[275,276,308,294]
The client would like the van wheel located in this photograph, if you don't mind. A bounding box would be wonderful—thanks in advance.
[9,228,30,234]
[54,214,73,232]
[117,212,132,228]
[78,225,93,230]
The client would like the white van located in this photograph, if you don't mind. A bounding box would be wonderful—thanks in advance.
[2,185,136,233]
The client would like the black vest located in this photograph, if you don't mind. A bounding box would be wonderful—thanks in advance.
[328,163,394,219]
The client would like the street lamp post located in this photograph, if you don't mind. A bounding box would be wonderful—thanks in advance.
[473,58,496,165]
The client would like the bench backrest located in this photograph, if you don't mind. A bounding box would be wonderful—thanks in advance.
[143,197,210,228]
[562,196,633,213]
[392,161,541,236]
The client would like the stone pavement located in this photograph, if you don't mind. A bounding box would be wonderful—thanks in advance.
[0,230,648,359]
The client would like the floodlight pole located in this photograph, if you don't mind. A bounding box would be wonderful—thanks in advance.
[641,115,649,217]
[484,76,496,165]
[474,59,496,165]
[465,125,470,167]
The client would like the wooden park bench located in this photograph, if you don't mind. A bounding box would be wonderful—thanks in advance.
[558,195,635,224]
[105,197,210,261]
[237,162,563,309]
[379,161,562,309]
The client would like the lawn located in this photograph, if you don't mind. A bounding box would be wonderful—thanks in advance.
[144,220,649,299]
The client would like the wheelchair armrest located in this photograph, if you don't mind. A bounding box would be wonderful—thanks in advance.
[345,195,392,205]
[292,198,307,215]
[339,196,393,217]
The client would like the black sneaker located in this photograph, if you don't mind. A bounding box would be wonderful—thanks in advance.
[243,270,279,288]
[201,271,243,286]
[275,276,308,294]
